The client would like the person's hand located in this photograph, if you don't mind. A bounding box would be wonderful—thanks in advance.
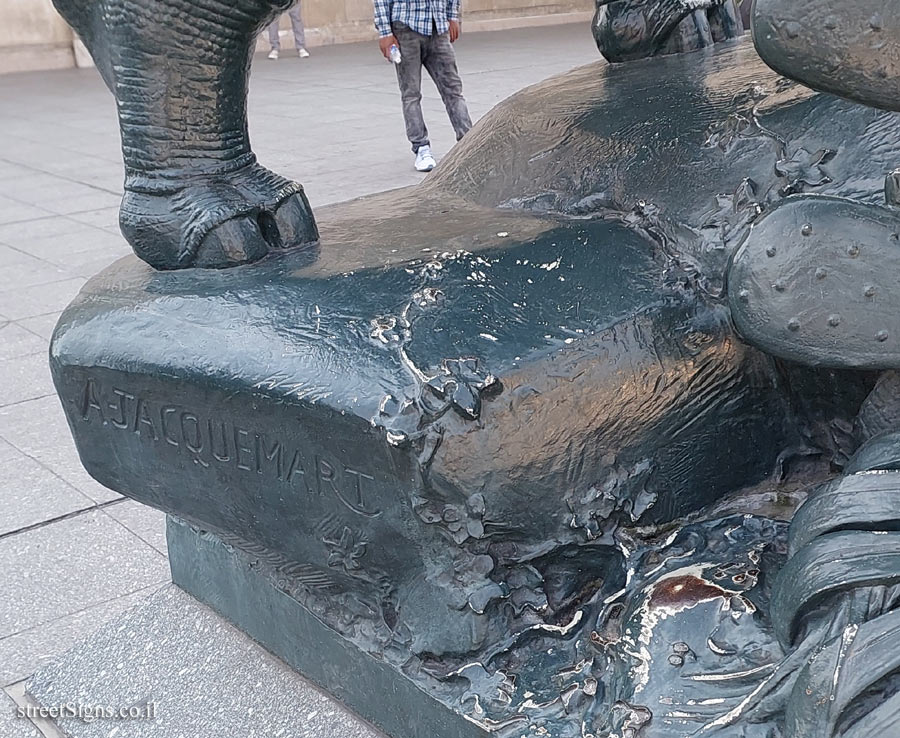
[449,20,461,43]
[380,34,399,60]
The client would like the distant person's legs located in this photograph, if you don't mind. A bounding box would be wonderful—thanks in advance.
[267,15,281,59]
[422,32,472,142]
[289,1,309,56]
[739,0,751,28]
[391,24,435,171]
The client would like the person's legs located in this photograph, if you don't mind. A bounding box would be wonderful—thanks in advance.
[392,24,429,153]
[288,1,306,50]
[422,32,472,141]
[267,15,281,49]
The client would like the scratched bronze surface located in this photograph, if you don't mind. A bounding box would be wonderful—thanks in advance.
[46,31,900,736]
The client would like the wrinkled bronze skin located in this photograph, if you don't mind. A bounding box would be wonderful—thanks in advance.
[593,0,744,62]
[52,0,318,270]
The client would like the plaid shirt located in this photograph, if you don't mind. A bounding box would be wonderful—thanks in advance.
[374,0,461,38]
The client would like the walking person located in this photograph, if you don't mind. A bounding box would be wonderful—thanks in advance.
[374,0,474,172]
[267,1,310,60]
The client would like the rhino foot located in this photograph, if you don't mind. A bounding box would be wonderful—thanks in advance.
[51,0,310,271]
[594,0,744,63]
[120,163,318,270]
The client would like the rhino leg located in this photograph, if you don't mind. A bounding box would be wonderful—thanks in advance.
[707,0,743,42]
[52,0,114,88]
[53,0,318,270]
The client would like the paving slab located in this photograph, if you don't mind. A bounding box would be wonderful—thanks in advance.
[4,682,63,738]
[2,179,117,210]
[14,314,60,342]
[15,230,126,268]
[0,245,70,292]
[102,501,168,558]
[0,352,56,408]
[33,192,124,218]
[0,508,168,639]
[28,586,384,738]
[0,438,94,537]
[0,584,164,688]
[0,196,51,227]
[65,207,121,232]
[0,216,97,247]
[0,395,122,503]
[0,277,86,322]
[0,174,85,201]
[0,688,40,738]
[0,321,47,360]
[0,160,35,181]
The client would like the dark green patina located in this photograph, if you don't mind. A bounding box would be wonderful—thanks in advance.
[42,1,900,736]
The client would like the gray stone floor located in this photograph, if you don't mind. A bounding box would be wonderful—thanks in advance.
[0,23,598,733]
[27,585,386,738]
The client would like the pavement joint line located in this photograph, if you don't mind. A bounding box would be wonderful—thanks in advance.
[0,212,63,228]
[0,392,57,412]
[4,680,66,737]
[0,345,47,359]
[3,181,122,204]
[97,505,169,559]
[0,424,118,508]
[0,271,80,296]
[1,198,125,219]
[0,154,124,197]
[0,272,86,296]
[0,497,128,544]
[0,239,90,272]
[0,158,123,196]
[0,311,63,332]
[11,319,55,342]
[0,582,167,649]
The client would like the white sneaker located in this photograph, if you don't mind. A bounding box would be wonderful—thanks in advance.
[415,146,436,172]
[298,47,310,58]
[267,49,279,60]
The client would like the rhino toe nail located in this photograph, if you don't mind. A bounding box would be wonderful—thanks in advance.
[194,215,269,269]
[273,193,318,250]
